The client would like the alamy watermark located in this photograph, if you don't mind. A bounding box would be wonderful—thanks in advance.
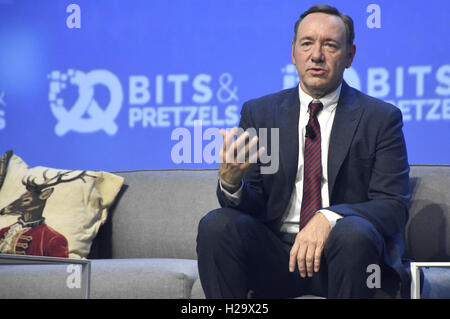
[366,4,381,29]
[66,4,81,29]
[171,120,279,174]
[366,263,381,289]
[66,264,81,289]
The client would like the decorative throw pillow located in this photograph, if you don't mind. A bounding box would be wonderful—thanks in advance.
[0,150,13,190]
[0,154,124,259]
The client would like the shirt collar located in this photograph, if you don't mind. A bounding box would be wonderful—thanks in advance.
[298,83,342,115]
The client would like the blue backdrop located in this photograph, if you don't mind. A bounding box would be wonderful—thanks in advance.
[0,0,449,171]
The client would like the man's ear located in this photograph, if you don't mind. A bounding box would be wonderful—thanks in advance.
[346,44,356,68]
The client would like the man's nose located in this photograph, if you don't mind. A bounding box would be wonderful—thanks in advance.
[311,44,324,63]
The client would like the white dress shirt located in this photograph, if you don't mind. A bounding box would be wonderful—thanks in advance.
[220,84,343,233]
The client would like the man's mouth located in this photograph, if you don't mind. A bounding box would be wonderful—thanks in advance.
[308,67,326,76]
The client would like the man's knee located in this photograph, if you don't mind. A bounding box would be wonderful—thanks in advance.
[197,207,244,245]
[325,216,383,263]
[197,208,262,250]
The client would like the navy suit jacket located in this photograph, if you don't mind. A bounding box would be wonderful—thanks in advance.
[217,81,411,295]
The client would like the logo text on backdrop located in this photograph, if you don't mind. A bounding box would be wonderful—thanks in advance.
[48,69,122,136]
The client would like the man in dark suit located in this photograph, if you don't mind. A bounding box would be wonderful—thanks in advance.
[196,4,411,298]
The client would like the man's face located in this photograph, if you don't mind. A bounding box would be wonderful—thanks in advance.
[292,12,356,98]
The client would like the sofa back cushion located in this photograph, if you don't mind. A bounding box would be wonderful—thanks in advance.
[405,165,450,261]
[93,169,219,260]
[91,165,450,263]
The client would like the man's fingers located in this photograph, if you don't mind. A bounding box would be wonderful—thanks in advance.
[221,128,250,163]
[248,140,265,164]
[305,244,316,277]
[226,128,240,163]
[221,129,264,165]
[220,127,237,148]
[234,131,251,162]
[236,135,260,163]
[314,244,324,273]
[220,127,238,162]
[289,242,299,272]
[241,146,266,173]
[290,236,323,278]
[297,243,307,278]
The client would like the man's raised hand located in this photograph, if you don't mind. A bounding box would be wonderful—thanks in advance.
[219,127,265,189]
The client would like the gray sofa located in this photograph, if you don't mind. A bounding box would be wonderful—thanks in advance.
[0,165,449,298]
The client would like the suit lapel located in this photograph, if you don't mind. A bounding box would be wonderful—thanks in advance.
[277,87,300,195]
[327,82,364,197]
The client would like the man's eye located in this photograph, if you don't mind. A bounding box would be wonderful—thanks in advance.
[301,42,312,46]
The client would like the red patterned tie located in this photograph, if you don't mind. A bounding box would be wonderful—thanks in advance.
[299,100,323,230]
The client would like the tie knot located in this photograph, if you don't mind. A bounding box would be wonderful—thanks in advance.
[309,100,323,117]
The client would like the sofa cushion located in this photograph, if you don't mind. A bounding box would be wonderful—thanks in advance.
[0,258,198,299]
[405,165,450,261]
[191,277,206,299]
[0,263,82,298]
[90,258,198,298]
[101,169,219,260]
[0,154,124,258]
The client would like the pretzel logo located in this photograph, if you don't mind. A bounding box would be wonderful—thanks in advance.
[48,69,123,136]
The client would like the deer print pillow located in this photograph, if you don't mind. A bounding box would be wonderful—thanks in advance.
[0,154,124,259]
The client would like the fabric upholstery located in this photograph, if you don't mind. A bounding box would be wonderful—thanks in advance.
[0,258,198,299]
[90,258,198,298]
[96,169,219,260]
[405,165,450,261]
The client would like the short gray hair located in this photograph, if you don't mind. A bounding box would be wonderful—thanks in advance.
[293,4,355,46]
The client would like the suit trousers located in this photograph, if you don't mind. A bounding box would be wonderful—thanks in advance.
[196,207,387,298]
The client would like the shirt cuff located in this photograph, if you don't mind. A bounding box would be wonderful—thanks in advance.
[219,178,243,205]
[319,209,343,229]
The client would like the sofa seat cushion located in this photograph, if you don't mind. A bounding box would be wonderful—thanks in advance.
[0,258,199,299]
[191,277,206,299]
[90,258,198,298]
[0,263,83,298]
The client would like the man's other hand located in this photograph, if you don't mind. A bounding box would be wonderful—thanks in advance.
[289,212,331,277]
